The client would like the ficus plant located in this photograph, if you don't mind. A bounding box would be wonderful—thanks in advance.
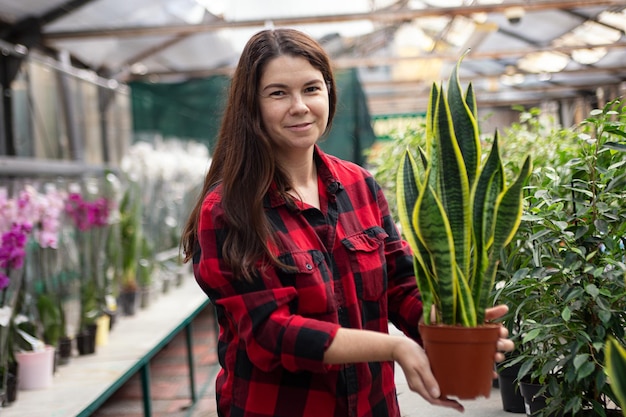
[396,54,532,327]
[495,98,626,416]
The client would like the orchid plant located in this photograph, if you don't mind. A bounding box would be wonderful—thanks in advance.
[0,186,35,402]
[0,186,35,305]
[27,184,67,348]
[64,183,112,331]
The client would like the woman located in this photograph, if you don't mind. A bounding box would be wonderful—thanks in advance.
[181,28,512,417]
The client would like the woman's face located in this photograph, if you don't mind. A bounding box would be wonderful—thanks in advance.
[258,55,329,157]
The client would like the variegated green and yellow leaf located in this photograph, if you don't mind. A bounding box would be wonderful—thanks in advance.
[435,86,472,282]
[397,150,438,321]
[465,82,478,120]
[471,133,504,304]
[448,53,481,188]
[397,150,422,256]
[477,155,532,322]
[413,255,436,325]
[491,156,532,251]
[414,176,457,324]
[426,82,439,158]
[455,263,477,326]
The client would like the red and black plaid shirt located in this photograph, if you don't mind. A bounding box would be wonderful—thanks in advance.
[194,146,423,417]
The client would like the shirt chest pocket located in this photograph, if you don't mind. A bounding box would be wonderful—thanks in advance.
[278,251,335,317]
[341,226,389,301]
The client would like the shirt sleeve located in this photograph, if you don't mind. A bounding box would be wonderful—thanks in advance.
[194,190,341,373]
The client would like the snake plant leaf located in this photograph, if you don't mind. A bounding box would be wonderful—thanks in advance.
[413,255,436,326]
[448,52,480,188]
[455,263,477,326]
[418,146,429,170]
[395,53,533,328]
[397,150,423,256]
[471,133,504,303]
[426,82,439,158]
[476,155,532,323]
[605,336,626,414]
[465,82,478,120]
[491,155,532,251]
[397,150,438,323]
[473,133,505,249]
[415,172,457,324]
[435,86,472,282]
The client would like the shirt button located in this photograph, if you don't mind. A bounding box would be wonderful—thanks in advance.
[305,263,313,270]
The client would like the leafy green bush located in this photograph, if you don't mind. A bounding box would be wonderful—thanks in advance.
[495,98,626,416]
[366,122,427,221]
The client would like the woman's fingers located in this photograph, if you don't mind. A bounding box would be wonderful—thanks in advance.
[485,304,515,360]
[485,304,508,321]
[394,339,465,412]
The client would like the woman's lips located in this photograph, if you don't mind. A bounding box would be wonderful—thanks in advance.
[287,122,312,131]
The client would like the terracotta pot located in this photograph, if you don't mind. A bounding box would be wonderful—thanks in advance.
[418,322,500,399]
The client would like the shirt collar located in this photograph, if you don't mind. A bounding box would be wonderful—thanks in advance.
[265,145,343,209]
[314,145,343,197]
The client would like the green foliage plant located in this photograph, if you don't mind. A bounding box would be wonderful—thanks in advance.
[366,120,427,220]
[396,54,532,327]
[118,180,143,292]
[498,98,626,416]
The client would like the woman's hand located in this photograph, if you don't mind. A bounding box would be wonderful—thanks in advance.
[392,338,465,412]
[485,304,515,363]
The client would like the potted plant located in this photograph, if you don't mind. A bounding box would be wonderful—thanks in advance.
[64,185,112,354]
[0,219,31,405]
[117,181,142,316]
[499,98,626,416]
[492,268,535,413]
[137,236,155,307]
[396,54,532,399]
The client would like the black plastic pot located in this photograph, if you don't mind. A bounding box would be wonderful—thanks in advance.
[1,361,19,405]
[497,362,525,413]
[76,324,97,355]
[57,336,73,365]
[519,381,547,416]
[118,289,138,316]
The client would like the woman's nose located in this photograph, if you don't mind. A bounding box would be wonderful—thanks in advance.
[289,94,309,114]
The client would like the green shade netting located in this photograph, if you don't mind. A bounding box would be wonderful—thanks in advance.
[129,68,376,165]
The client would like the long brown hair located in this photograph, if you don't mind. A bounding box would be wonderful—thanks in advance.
[180,28,337,280]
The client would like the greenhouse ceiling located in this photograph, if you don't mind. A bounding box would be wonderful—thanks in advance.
[1,0,625,116]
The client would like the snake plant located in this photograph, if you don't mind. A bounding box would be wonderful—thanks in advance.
[396,55,532,327]
[606,337,626,415]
